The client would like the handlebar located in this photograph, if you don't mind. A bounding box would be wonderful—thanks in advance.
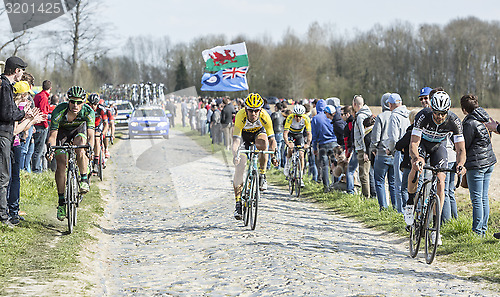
[50,144,91,151]
[239,149,275,154]
[411,162,464,188]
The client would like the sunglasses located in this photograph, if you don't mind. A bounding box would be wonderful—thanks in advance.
[433,110,447,117]
[69,100,84,105]
[246,108,261,113]
[419,96,429,101]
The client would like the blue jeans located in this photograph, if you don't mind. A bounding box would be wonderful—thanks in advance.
[19,126,34,172]
[318,142,336,188]
[373,155,396,210]
[7,145,22,218]
[346,151,359,194]
[392,151,404,213]
[442,162,458,223]
[308,149,318,181]
[275,133,284,168]
[32,126,48,172]
[466,165,494,236]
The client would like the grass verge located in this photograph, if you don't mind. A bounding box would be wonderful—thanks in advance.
[177,126,500,283]
[0,169,103,292]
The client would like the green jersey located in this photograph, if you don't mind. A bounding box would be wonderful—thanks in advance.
[50,102,95,130]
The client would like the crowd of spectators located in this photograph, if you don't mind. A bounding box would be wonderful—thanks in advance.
[177,89,500,239]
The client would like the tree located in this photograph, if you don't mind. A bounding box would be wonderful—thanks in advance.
[47,0,109,84]
[174,58,189,91]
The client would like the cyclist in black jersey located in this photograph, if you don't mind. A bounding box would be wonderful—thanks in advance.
[404,90,466,239]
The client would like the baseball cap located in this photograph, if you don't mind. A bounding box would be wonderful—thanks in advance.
[387,93,402,104]
[419,87,432,97]
[5,56,28,71]
[13,81,32,94]
[324,105,336,114]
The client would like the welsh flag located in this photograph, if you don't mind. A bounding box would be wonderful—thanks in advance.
[202,42,249,72]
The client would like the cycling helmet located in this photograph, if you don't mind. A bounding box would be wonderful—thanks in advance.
[87,93,100,105]
[244,93,264,109]
[431,91,451,112]
[292,104,306,115]
[67,86,87,100]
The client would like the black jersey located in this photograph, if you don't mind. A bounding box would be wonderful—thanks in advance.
[412,108,464,143]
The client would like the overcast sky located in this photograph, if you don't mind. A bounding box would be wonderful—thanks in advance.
[97,0,500,45]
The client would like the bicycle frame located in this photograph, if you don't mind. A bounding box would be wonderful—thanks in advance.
[51,144,90,233]
[288,146,304,197]
[238,144,274,230]
[410,164,460,264]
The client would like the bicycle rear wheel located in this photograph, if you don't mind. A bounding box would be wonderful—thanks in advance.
[424,195,441,264]
[295,157,302,197]
[409,180,430,258]
[242,178,250,227]
[250,172,259,230]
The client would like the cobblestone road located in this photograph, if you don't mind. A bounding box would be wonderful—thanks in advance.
[93,129,496,296]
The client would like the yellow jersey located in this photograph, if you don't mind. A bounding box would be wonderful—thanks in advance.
[233,109,275,137]
[284,114,311,133]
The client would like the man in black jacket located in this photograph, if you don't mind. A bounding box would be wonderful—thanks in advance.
[220,98,235,150]
[0,56,28,227]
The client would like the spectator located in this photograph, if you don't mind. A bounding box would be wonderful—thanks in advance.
[167,99,177,128]
[0,56,28,227]
[370,93,396,210]
[197,103,208,136]
[210,103,222,144]
[19,73,36,172]
[32,80,51,172]
[363,115,377,198]
[271,102,285,168]
[311,99,337,192]
[221,98,235,150]
[181,99,188,127]
[418,87,432,109]
[342,105,356,192]
[395,109,421,212]
[461,94,496,236]
[8,81,44,225]
[387,93,410,213]
[442,131,458,224]
[351,95,372,197]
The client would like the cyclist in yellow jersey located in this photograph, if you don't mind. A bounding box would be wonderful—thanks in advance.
[232,93,278,220]
[283,104,311,187]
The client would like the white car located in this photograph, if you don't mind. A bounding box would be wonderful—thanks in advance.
[112,100,134,125]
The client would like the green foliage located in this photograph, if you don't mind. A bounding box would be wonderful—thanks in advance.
[174,58,190,91]
[0,171,103,290]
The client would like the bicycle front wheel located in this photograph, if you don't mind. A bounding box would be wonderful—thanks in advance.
[242,179,250,227]
[250,172,259,230]
[66,169,76,233]
[288,159,295,195]
[409,180,430,258]
[295,157,302,198]
[424,195,441,264]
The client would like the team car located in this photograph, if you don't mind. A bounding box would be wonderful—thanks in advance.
[113,100,134,126]
[128,105,170,139]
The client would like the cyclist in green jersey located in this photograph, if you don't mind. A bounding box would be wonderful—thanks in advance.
[46,86,95,221]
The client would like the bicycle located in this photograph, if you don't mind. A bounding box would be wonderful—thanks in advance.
[238,144,275,230]
[409,163,462,264]
[95,133,106,181]
[49,144,90,234]
[288,146,304,197]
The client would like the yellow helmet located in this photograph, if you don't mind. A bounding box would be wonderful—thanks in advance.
[244,93,264,109]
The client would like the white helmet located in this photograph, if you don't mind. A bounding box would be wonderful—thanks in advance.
[431,91,451,112]
[292,104,306,115]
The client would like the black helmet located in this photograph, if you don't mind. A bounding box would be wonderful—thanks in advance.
[67,86,87,100]
[87,93,100,105]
